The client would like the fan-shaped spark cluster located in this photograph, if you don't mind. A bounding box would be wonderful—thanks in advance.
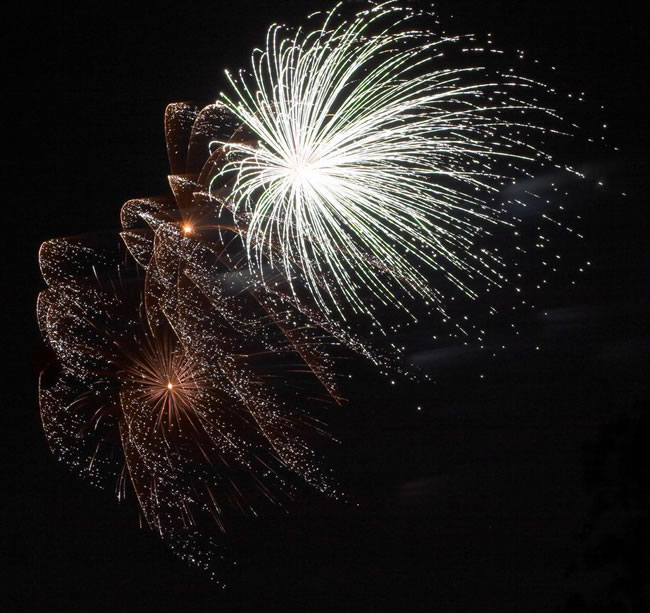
[38,102,365,576]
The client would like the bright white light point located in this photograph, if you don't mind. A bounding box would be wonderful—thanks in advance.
[167,382,174,390]
[182,224,193,234]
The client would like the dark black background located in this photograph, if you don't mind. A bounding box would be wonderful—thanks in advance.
[7,1,648,611]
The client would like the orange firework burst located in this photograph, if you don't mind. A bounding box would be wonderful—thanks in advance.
[37,102,365,578]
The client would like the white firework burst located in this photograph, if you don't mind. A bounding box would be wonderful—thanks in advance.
[211,1,567,324]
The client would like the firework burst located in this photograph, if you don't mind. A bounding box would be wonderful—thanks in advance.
[37,102,360,578]
[213,1,575,325]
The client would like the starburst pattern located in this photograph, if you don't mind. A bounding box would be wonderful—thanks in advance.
[214,0,574,323]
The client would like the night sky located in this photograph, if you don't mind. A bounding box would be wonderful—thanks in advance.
[8,1,648,611]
